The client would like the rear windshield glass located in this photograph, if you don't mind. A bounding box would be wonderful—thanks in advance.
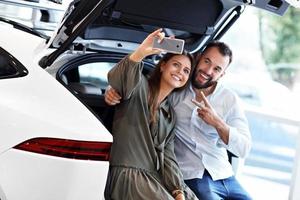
[0,47,28,79]
[0,55,18,76]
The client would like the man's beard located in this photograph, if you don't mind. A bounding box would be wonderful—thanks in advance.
[192,71,217,89]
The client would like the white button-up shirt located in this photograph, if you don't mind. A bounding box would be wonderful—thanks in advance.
[169,83,251,181]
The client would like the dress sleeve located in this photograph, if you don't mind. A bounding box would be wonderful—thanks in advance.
[163,131,185,193]
[107,55,143,100]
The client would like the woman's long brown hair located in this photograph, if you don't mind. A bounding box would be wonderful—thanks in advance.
[147,50,194,123]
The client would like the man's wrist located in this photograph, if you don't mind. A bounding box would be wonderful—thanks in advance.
[215,118,230,144]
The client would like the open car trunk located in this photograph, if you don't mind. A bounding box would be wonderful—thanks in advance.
[40,0,291,68]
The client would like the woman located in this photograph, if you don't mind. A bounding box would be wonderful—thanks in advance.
[104,29,197,200]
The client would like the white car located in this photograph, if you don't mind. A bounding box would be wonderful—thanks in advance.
[0,20,112,200]
[0,0,291,200]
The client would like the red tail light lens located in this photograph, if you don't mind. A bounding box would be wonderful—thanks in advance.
[14,137,111,161]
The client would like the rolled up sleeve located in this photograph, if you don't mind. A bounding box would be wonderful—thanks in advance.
[217,99,252,158]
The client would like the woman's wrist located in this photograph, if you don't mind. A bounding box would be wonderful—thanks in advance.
[129,49,145,62]
[175,193,185,200]
[172,189,184,199]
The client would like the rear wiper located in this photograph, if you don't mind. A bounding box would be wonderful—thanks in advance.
[0,17,50,40]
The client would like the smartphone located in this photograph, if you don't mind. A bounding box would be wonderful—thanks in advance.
[191,99,204,108]
[153,37,185,54]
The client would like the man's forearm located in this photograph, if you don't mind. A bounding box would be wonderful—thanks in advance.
[214,118,230,145]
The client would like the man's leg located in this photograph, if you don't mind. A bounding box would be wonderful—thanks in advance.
[184,171,226,200]
[224,176,252,200]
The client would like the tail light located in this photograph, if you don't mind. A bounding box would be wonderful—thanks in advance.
[14,137,111,161]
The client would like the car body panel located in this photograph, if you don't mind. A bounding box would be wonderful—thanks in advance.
[0,149,108,200]
[0,18,112,200]
[0,24,112,153]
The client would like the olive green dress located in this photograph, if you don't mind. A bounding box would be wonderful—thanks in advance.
[104,56,198,200]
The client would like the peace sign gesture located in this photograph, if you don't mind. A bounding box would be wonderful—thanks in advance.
[192,91,218,126]
[192,91,230,144]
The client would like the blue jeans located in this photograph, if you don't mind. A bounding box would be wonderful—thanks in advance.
[185,171,252,200]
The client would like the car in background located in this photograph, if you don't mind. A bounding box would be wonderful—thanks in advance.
[0,0,71,36]
[0,0,292,199]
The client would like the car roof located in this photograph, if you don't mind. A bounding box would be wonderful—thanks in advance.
[39,0,291,68]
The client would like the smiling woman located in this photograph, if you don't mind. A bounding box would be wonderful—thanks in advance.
[104,30,197,200]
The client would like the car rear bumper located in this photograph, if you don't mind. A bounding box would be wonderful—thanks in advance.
[0,149,109,200]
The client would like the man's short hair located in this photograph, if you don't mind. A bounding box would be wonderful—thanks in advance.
[202,40,233,64]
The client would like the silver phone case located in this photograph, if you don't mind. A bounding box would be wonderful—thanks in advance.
[153,37,184,54]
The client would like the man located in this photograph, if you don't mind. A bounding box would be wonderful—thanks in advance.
[105,41,252,200]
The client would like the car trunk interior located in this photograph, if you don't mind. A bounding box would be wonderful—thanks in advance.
[78,0,245,52]
[56,52,155,132]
